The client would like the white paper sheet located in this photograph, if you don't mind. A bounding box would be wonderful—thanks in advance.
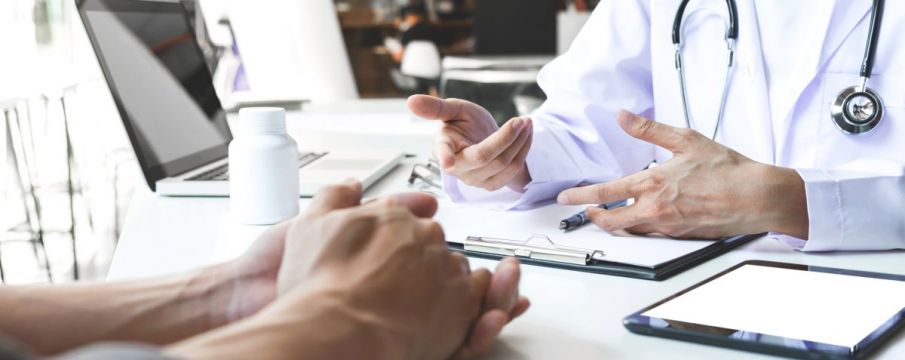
[435,201,716,268]
[643,264,905,347]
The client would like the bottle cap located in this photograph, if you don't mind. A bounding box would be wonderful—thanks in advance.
[237,107,286,134]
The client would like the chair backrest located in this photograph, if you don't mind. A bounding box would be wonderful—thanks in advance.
[401,41,442,80]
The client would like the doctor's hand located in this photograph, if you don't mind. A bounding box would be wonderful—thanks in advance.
[407,95,534,192]
[557,111,809,240]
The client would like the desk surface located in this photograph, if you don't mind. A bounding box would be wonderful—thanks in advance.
[110,160,905,359]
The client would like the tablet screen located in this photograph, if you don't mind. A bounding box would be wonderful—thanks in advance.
[642,264,905,347]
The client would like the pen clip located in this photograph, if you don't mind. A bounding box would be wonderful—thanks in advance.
[463,234,605,266]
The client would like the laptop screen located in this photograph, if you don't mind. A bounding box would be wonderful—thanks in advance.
[78,0,231,190]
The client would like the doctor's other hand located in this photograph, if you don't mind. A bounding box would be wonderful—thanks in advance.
[407,95,534,192]
[557,111,809,240]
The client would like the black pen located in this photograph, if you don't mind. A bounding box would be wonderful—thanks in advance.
[558,199,630,232]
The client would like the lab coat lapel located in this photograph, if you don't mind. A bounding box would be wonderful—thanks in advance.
[820,1,873,64]
[771,0,871,154]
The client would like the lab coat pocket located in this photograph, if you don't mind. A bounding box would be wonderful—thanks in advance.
[817,72,905,166]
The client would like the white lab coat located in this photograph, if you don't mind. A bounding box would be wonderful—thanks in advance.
[443,0,905,252]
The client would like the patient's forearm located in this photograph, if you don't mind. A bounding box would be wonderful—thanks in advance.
[167,286,403,360]
[0,263,240,355]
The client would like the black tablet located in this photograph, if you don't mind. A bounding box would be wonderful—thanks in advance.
[624,260,905,359]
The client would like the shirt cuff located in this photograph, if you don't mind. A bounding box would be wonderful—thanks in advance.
[770,232,807,251]
[773,169,844,252]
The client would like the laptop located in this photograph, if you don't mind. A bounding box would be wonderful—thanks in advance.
[76,0,403,197]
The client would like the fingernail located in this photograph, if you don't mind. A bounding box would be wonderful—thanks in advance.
[511,117,524,130]
[344,179,363,193]
[556,191,569,204]
[490,311,509,330]
[442,154,455,168]
[617,110,637,126]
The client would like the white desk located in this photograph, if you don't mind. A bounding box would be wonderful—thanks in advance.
[110,108,905,359]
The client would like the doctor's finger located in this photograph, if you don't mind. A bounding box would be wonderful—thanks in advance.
[489,120,531,171]
[587,206,646,232]
[465,121,531,179]
[483,131,532,190]
[433,134,458,168]
[407,95,485,122]
[556,175,639,205]
[616,110,696,153]
[458,117,528,171]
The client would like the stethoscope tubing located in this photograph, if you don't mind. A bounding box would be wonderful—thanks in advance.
[671,0,885,137]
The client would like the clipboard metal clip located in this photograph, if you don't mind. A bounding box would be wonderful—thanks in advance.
[463,234,605,266]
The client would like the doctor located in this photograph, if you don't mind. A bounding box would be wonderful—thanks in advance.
[408,0,905,251]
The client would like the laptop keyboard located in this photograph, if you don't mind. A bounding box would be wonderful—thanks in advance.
[187,152,327,182]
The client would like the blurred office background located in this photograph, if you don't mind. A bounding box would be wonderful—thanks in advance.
[0,0,596,283]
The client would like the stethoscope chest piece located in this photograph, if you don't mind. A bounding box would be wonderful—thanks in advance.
[671,0,885,137]
[831,86,884,134]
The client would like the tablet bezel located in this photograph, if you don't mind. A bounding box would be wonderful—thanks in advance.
[623,260,905,360]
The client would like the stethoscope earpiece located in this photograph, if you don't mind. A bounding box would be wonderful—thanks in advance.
[832,86,884,134]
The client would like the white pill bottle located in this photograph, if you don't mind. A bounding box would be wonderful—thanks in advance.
[229,107,300,225]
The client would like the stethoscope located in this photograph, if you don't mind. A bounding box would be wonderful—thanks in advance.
[672,0,886,138]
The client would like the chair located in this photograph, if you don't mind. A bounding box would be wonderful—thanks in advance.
[1,101,53,283]
[401,41,442,95]
[0,86,100,282]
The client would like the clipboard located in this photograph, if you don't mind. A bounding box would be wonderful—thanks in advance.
[434,200,763,281]
[447,233,763,281]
